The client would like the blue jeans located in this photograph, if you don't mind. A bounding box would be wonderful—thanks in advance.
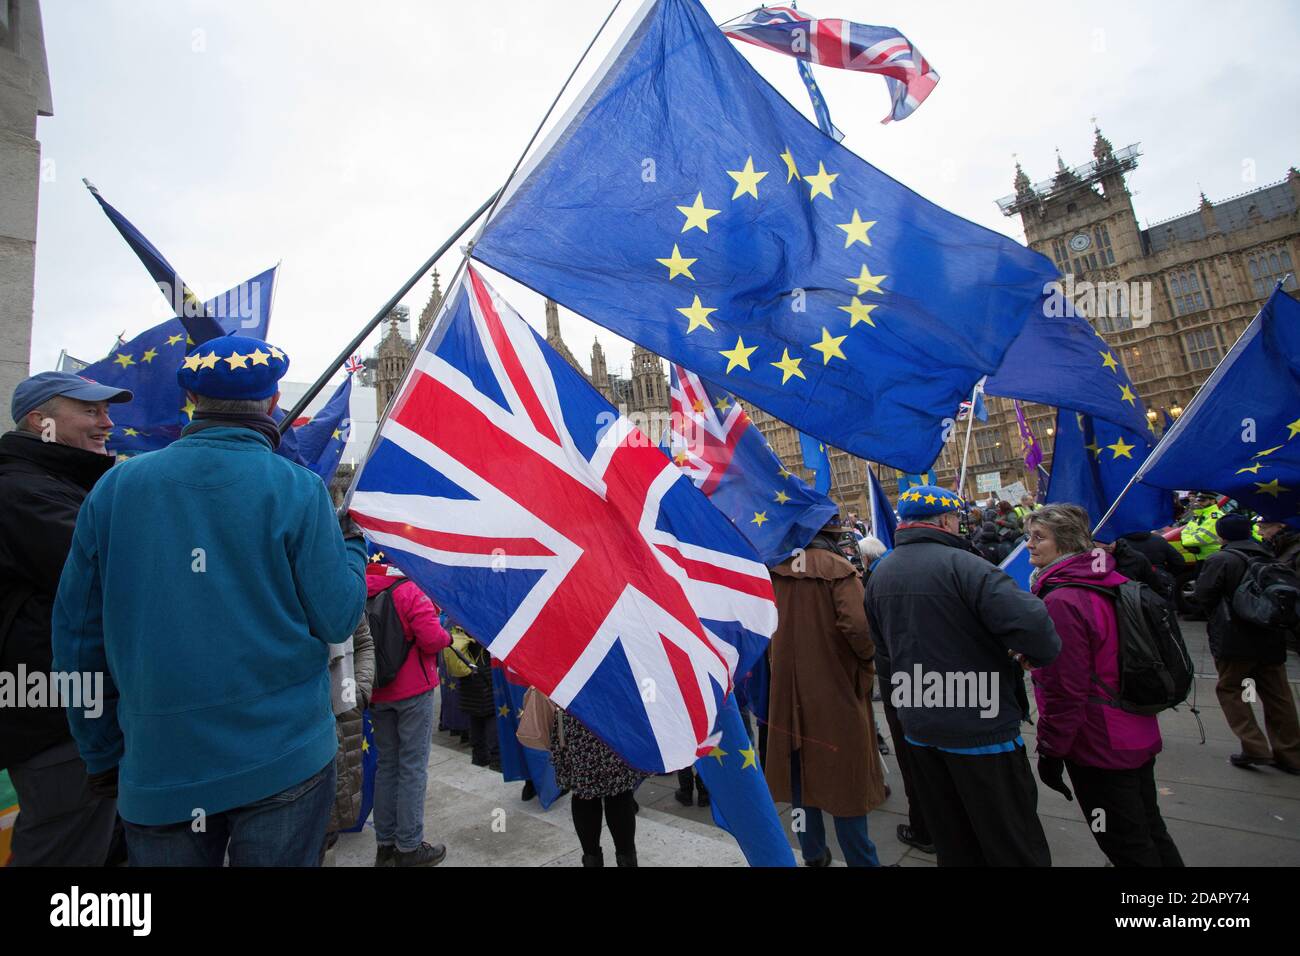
[790,752,880,867]
[123,761,336,867]
[372,689,436,852]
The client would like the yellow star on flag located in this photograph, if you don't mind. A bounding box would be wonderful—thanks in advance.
[198,352,220,370]
[751,511,768,527]
[181,398,196,421]
[838,297,878,328]
[739,748,757,770]
[1255,478,1290,498]
[141,348,158,363]
[248,348,270,366]
[778,466,793,480]
[677,192,720,233]
[1099,351,1119,372]
[708,746,728,764]
[805,161,838,200]
[123,427,139,437]
[498,704,511,717]
[166,334,184,346]
[1085,440,1102,459]
[113,353,135,368]
[1118,384,1137,405]
[775,490,791,505]
[779,147,800,182]
[726,156,768,200]
[224,351,249,370]
[115,453,131,463]
[720,335,757,373]
[713,396,731,414]
[1236,462,1264,475]
[677,295,717,333]
[811,327,847,365]
[182,353,203,371]
[837,210,876,248]
[1287,417,1300,440]
[331,428,343,440]
[673,450,689,467]
[1108,436,1135,459]
[846,264,887,296]
[1254,445,1284,458]
[656,244,697,281]
[770,348,806,384]
[185,335,194,346]
[691,398,706,413]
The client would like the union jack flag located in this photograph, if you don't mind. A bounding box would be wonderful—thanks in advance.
[344,354,364,375]
[349,267,778,772]
[723,5,940,123]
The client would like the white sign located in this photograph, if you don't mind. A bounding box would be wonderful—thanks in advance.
[1000,481,1028,502]
[976,472,1002,493]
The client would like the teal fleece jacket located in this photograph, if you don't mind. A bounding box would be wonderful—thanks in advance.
[52,427,367,825]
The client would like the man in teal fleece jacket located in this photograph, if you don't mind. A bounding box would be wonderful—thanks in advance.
[52,334,367,866]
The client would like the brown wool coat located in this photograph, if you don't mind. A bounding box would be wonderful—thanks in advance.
[764,545,887,819]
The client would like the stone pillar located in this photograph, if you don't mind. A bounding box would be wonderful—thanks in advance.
[0,0,52,420]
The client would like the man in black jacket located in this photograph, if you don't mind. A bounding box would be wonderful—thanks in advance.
[865,486,1061,866]
[1193,514,1300,774]
[1,371,131,864]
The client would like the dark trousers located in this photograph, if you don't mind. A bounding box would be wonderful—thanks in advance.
[8,739,118,867]
[1064,758,1184,867]
[909,743,1051,867]
[123,761,335,867]
[469,713,500,766]
[675,768,709,796]
[880,699,930,843]
[571,790,637,856]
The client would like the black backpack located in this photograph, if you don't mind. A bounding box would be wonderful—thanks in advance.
[1043,580,1193,716]
[367,580,413,689]
[1227,552,1300,629]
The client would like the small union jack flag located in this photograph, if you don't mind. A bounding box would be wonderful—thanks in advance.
[723,5,940,123]
[349,267,777,772]
[344,354,364,375]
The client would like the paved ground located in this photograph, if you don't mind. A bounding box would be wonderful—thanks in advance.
[331,619,1300,867]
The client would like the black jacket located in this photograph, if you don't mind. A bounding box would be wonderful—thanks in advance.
[1110,538,1173,599]
[1121,531,1185,579]
[1194,540,1288,664]
[0,431,115,768]
[864,526,1061,749]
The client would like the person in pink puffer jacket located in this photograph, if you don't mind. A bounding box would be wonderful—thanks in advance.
[366,562,452,867]
[1026,504,1184,868]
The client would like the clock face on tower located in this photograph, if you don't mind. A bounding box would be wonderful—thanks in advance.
[1069,232,1092,252]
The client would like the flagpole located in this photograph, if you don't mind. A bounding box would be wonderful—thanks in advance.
[278,191,498,433]
[1089,288,1281,534]
[956,383,979,500]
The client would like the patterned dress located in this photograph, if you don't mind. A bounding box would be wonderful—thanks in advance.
[549,709,647,799]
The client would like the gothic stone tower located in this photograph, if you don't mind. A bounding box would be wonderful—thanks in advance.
[374,309,412,417]
[418,269,443,339]
[629,344,669,416]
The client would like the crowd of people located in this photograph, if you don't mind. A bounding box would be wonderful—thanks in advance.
[1,339,1297,868]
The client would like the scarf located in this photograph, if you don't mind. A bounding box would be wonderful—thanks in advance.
[1028,551,1082,589]
[182,410,281,449]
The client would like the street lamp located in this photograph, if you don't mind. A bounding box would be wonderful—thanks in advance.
[1170,404,1183,419]
[1146,409,1158,423]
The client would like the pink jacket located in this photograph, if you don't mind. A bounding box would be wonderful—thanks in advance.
[1030,552,1162,769]
[367,569,452,704]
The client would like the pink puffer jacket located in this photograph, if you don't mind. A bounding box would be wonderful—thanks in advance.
[367,569,451,704]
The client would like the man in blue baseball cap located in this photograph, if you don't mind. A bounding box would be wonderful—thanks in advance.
[864,485,1061,866]
[1,370,132,866]
[52,335,368,867]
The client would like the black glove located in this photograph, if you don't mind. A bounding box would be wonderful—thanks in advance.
[86,766,119,800]
[336,507,364,541]
[1036,755,1073,802]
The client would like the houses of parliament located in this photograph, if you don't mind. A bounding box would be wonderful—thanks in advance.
[368,127,1299,516]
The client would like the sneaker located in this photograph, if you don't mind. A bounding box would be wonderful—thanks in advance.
[394,842,447,867]
[804,848,833,867]
[521,781,537,801]
[374,844,397,867]
[1229,752,1271,770]
[896,824,935,854]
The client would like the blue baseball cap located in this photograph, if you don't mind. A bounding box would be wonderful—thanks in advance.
[11,371,133,424]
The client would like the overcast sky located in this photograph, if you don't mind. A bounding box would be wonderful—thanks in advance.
[30,0,1300,388]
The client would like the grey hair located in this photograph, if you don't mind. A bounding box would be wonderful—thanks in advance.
[858,535,887,563]
[1024,503,1094,556]
[15,396,64,432]
[192,394,275,415]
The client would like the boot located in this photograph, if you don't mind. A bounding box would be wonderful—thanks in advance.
[674,768,694,806]
[581,851,604,867]
[615,852,638,867]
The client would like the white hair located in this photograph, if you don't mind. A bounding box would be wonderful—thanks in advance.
[858,535,887,563]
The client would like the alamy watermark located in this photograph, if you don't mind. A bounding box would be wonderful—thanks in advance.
[1045,273,1151,328]
[890,664,1000,718]
[0,666,104,719]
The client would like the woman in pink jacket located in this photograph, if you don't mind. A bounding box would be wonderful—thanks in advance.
[367,561,452,867]
[1026,504,1183,867]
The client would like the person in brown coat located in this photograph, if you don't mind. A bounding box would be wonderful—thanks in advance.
[765,516,886,866]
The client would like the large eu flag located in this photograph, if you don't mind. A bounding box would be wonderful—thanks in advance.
[471,0,1057,474]
[1136,289,1300,522]
[295,372,354,483]
[1046,409,1172,541]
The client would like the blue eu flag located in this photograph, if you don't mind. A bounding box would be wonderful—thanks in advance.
[798,431,832,495]
[1045,409,1172,541]
[295,372,354,483]
[491,670,563,810]
[472,0,1057,474]
[985,301,1155,441]
[867,465,896,549]
[1136,289,1300,522]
